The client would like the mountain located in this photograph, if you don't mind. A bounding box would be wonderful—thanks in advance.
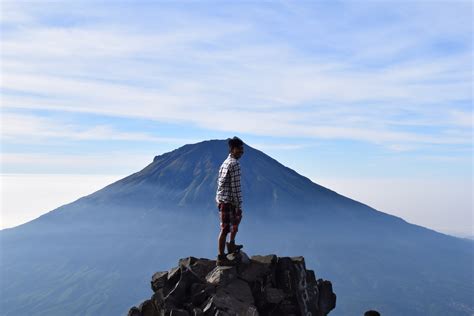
[1,139,472,316]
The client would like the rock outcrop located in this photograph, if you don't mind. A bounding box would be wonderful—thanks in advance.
[128,252,336,316]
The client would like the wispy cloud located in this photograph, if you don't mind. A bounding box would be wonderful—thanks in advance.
[1,1,472,152]
[1,151,155,174]
[1,113,199,143]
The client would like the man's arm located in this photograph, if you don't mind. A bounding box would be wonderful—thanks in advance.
[229,162,242,209]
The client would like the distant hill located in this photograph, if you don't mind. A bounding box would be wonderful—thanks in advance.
[1,139,472,315]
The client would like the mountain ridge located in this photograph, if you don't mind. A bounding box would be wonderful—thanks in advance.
[1,139,472,315]
[2,139,436,234]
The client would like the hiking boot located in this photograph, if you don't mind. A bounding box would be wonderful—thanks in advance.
[216,254,236,266]
[226,240,243,254]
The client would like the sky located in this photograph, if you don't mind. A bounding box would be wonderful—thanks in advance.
[0,1,472,237]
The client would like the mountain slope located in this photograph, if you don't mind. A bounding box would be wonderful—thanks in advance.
[1,139,472,315]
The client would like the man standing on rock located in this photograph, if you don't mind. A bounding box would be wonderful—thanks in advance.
[215,137,244,266]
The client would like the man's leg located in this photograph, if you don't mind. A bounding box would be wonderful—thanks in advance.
[218,204,230,255]
[217,204,237,266]
[227,207,243,252]
[230,207,242,242]
[218,228,228,255]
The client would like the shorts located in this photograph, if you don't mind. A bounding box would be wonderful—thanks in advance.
[218,202,242,233]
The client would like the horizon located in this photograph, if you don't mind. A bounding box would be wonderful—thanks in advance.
[1,2,472,237]
[1,139,472,238]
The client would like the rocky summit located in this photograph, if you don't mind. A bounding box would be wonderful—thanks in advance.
[128,252,336,316]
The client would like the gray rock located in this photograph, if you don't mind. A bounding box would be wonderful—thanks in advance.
[201,295,222,315]
[264,287,285,304]
[227,252,241,263]
[190,259,217,281]
[275,257,294,294]
[279,299,299,315]
[317,279,336,315]
[128,306,140,316]
[217,279,254,305]
[192,307,204,316]
[205,266,237,286]
[139,299,157,316]
[167,266,203,302]
[239,251,251,265]
[151,271,168,292]
[170,308,189,316]
[179,257,199,268]
[168,266,181,280]
[292,258,319,316]
[239,261,268,283]
[165,266,181,295]
[191,283,215,306]
[306,269,317,284]
[202,292,258,316]
[290,256,306,267]
[251,255,277,266]
[151,289,165,311]
[131,255,336,316]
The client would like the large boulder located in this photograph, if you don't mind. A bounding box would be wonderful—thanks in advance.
[129,252,336,316]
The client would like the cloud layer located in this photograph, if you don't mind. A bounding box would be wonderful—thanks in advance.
[2,1,472,150]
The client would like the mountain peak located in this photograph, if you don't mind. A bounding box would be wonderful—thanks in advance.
[2,139,471,316]
[78,138,378,222]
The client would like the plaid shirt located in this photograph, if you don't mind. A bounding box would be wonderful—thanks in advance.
[216,154,242,209]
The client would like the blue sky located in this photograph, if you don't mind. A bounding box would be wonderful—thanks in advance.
[1,1,472,235]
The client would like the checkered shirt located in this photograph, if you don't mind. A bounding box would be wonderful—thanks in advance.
[216,154,242,209]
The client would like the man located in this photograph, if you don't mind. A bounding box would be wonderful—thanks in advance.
[215,137,244,266]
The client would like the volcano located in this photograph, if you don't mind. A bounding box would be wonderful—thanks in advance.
[1,139,472,316]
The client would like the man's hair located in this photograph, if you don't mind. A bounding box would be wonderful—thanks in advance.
[364,311,380,316]
[228,136,244,149]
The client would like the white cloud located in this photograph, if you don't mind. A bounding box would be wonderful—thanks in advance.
[248,142,310,151]
[449,110,473,128]
[1,113,199,143]
[1,1,471,151]
[0,152,155,174]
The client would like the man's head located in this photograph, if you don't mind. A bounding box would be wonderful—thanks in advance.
[364,311,380,316]
[228,136,244,159]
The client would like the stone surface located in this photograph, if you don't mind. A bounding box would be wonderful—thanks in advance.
[170,308,189,316]
[167,266,202,301]
[264,287,285,304]
[128,254,336,316]
[205,266,238,286]
[239,251,251,265]
[192,307,204,316]
[151,271,168,292]
[317,279,337,315]
[217,279,254,305]
[191,283,216,306]
[238,260,268,283]
[128,306,140,316]
[138,299,157,316]
[251,254,277,266]
[188,259,216,281]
